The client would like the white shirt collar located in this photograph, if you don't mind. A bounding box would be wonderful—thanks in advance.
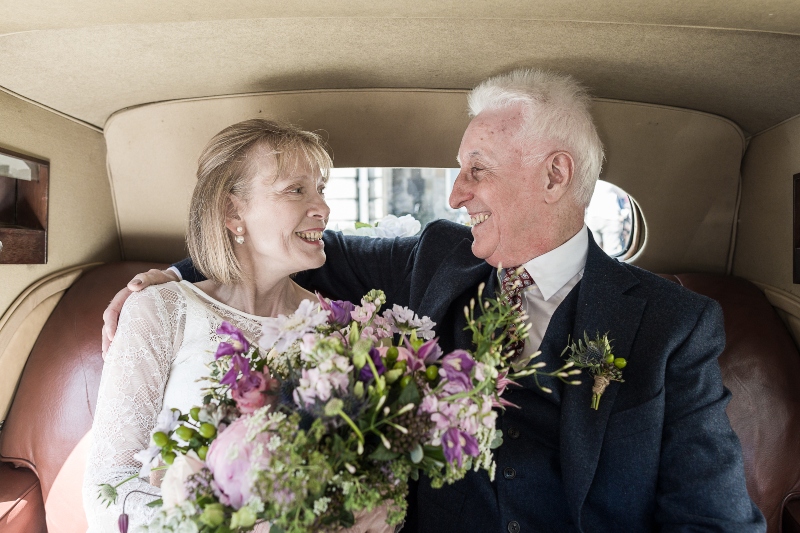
[511,225,589,301]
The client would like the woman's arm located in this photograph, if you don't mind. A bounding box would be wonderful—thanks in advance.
[83,286,186,532]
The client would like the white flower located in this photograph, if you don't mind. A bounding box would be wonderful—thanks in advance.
[292,362,350,407]
[154,407,181,434]
[340,226,378,237]
[133,445,161,478]
[161,450,205,509]
[373,214,421,238]
[417,316,436,340]
[336,215,421,239]
[259,299,329,351]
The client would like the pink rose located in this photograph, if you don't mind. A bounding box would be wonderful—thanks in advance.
[205,417,272,509]
[231,370,279,414]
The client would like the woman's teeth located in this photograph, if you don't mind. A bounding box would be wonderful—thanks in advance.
[296,231,323,241]
[469,213,490,226]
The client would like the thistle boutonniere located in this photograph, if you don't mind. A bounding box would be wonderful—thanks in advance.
[562,332,627,410]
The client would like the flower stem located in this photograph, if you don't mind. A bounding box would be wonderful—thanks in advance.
[337,409,364,443]
[114,472,139,489]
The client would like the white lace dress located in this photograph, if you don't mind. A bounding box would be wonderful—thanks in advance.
[83,281,266,532]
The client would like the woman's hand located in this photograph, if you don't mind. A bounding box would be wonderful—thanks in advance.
[102,268,179,356]
[339,505,396,533]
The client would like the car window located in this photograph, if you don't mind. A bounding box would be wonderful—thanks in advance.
[327,168,638,258]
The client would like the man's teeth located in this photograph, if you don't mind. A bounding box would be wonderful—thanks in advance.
[296,231,323,241]
[469,213,491,226]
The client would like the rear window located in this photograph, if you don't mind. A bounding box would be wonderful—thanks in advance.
[327,168,639,258]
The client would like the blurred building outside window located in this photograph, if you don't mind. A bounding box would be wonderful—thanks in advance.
[327,168,633,257]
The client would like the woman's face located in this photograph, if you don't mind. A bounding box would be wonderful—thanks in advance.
[229,148,330,278]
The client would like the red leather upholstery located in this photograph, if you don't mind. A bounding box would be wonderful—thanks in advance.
[0,262,166,531]
[0,264,797,531]
[0,461,47,533]
[662,274,800,532]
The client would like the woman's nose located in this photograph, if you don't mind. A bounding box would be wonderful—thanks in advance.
[309,191,331,222]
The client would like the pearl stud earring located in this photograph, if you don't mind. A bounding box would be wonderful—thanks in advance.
[234,226,245,244]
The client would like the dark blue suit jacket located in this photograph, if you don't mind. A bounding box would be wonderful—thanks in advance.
[178,219,765,532]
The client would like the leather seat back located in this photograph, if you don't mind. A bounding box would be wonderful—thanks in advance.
[662,274,800,531]
[0,262,166,531]
[0,264,798,531]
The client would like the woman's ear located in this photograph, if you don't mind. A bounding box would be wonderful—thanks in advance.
[224,194,245,234]
[544,151,575,204]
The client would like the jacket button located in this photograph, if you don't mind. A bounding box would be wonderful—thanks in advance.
[507,520,521,533]
[507,426,520,439]
[503,467,516,479]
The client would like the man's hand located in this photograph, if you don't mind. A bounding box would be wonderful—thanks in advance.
[101,268,179,356]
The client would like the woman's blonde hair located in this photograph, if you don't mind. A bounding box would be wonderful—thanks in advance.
[187,119,332,284]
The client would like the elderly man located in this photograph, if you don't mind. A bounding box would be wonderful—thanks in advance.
[105,69,765,532]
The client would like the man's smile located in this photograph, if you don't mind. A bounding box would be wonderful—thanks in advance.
[469,213,491,226]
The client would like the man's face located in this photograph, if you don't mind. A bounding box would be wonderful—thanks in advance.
[450,106,552,268]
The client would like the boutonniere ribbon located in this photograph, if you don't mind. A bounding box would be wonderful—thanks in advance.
[562,332,626,410]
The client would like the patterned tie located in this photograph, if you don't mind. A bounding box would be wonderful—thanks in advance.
[501,267,535,358]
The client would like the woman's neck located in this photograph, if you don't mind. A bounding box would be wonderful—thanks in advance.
[195,275,313,318]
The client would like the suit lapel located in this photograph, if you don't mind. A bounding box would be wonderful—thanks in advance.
[560,234,646,529]
[415,237,493,327]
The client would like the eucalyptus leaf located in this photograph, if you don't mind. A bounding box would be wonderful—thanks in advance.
[396,380,421,407]
[410,443,424,463]
[368,442,400,461]
[355,221,373,229]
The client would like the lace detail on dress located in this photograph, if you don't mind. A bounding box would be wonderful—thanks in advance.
[83,282,264,532]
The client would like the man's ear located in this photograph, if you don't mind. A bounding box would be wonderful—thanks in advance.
[544,151,575,204]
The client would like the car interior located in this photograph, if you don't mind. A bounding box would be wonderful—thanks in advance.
[0,2,799,532]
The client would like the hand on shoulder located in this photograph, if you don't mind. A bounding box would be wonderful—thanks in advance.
[101,268,180,356]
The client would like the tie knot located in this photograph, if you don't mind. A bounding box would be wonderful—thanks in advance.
[501,267,534,297]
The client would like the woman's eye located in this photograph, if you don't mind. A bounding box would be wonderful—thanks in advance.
[318,187,326,196]
[288,187,303,194]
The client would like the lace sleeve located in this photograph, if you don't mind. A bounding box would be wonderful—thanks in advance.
[83,285,186,532]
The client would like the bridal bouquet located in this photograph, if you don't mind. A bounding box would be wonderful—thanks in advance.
[105,287,579,533]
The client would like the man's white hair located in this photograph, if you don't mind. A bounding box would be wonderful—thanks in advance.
[468,69,605,207]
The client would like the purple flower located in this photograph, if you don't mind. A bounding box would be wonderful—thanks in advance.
[494,369,521,408]
[316,293,356,327]
[359,347,387,382]
[441,427,480,468]
[215,322,250,358]
[118,513,129,533]
[440,350,476,393]
[397,337,443,373]
[221,354,251,388]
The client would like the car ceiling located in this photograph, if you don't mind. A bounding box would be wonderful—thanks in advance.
[1,0,798,135]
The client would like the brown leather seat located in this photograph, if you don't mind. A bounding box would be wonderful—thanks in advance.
[0,263,798,531]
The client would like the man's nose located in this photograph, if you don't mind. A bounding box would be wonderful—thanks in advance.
[449,171,472,209]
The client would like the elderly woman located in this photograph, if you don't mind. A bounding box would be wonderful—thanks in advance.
[83,119,359,531]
